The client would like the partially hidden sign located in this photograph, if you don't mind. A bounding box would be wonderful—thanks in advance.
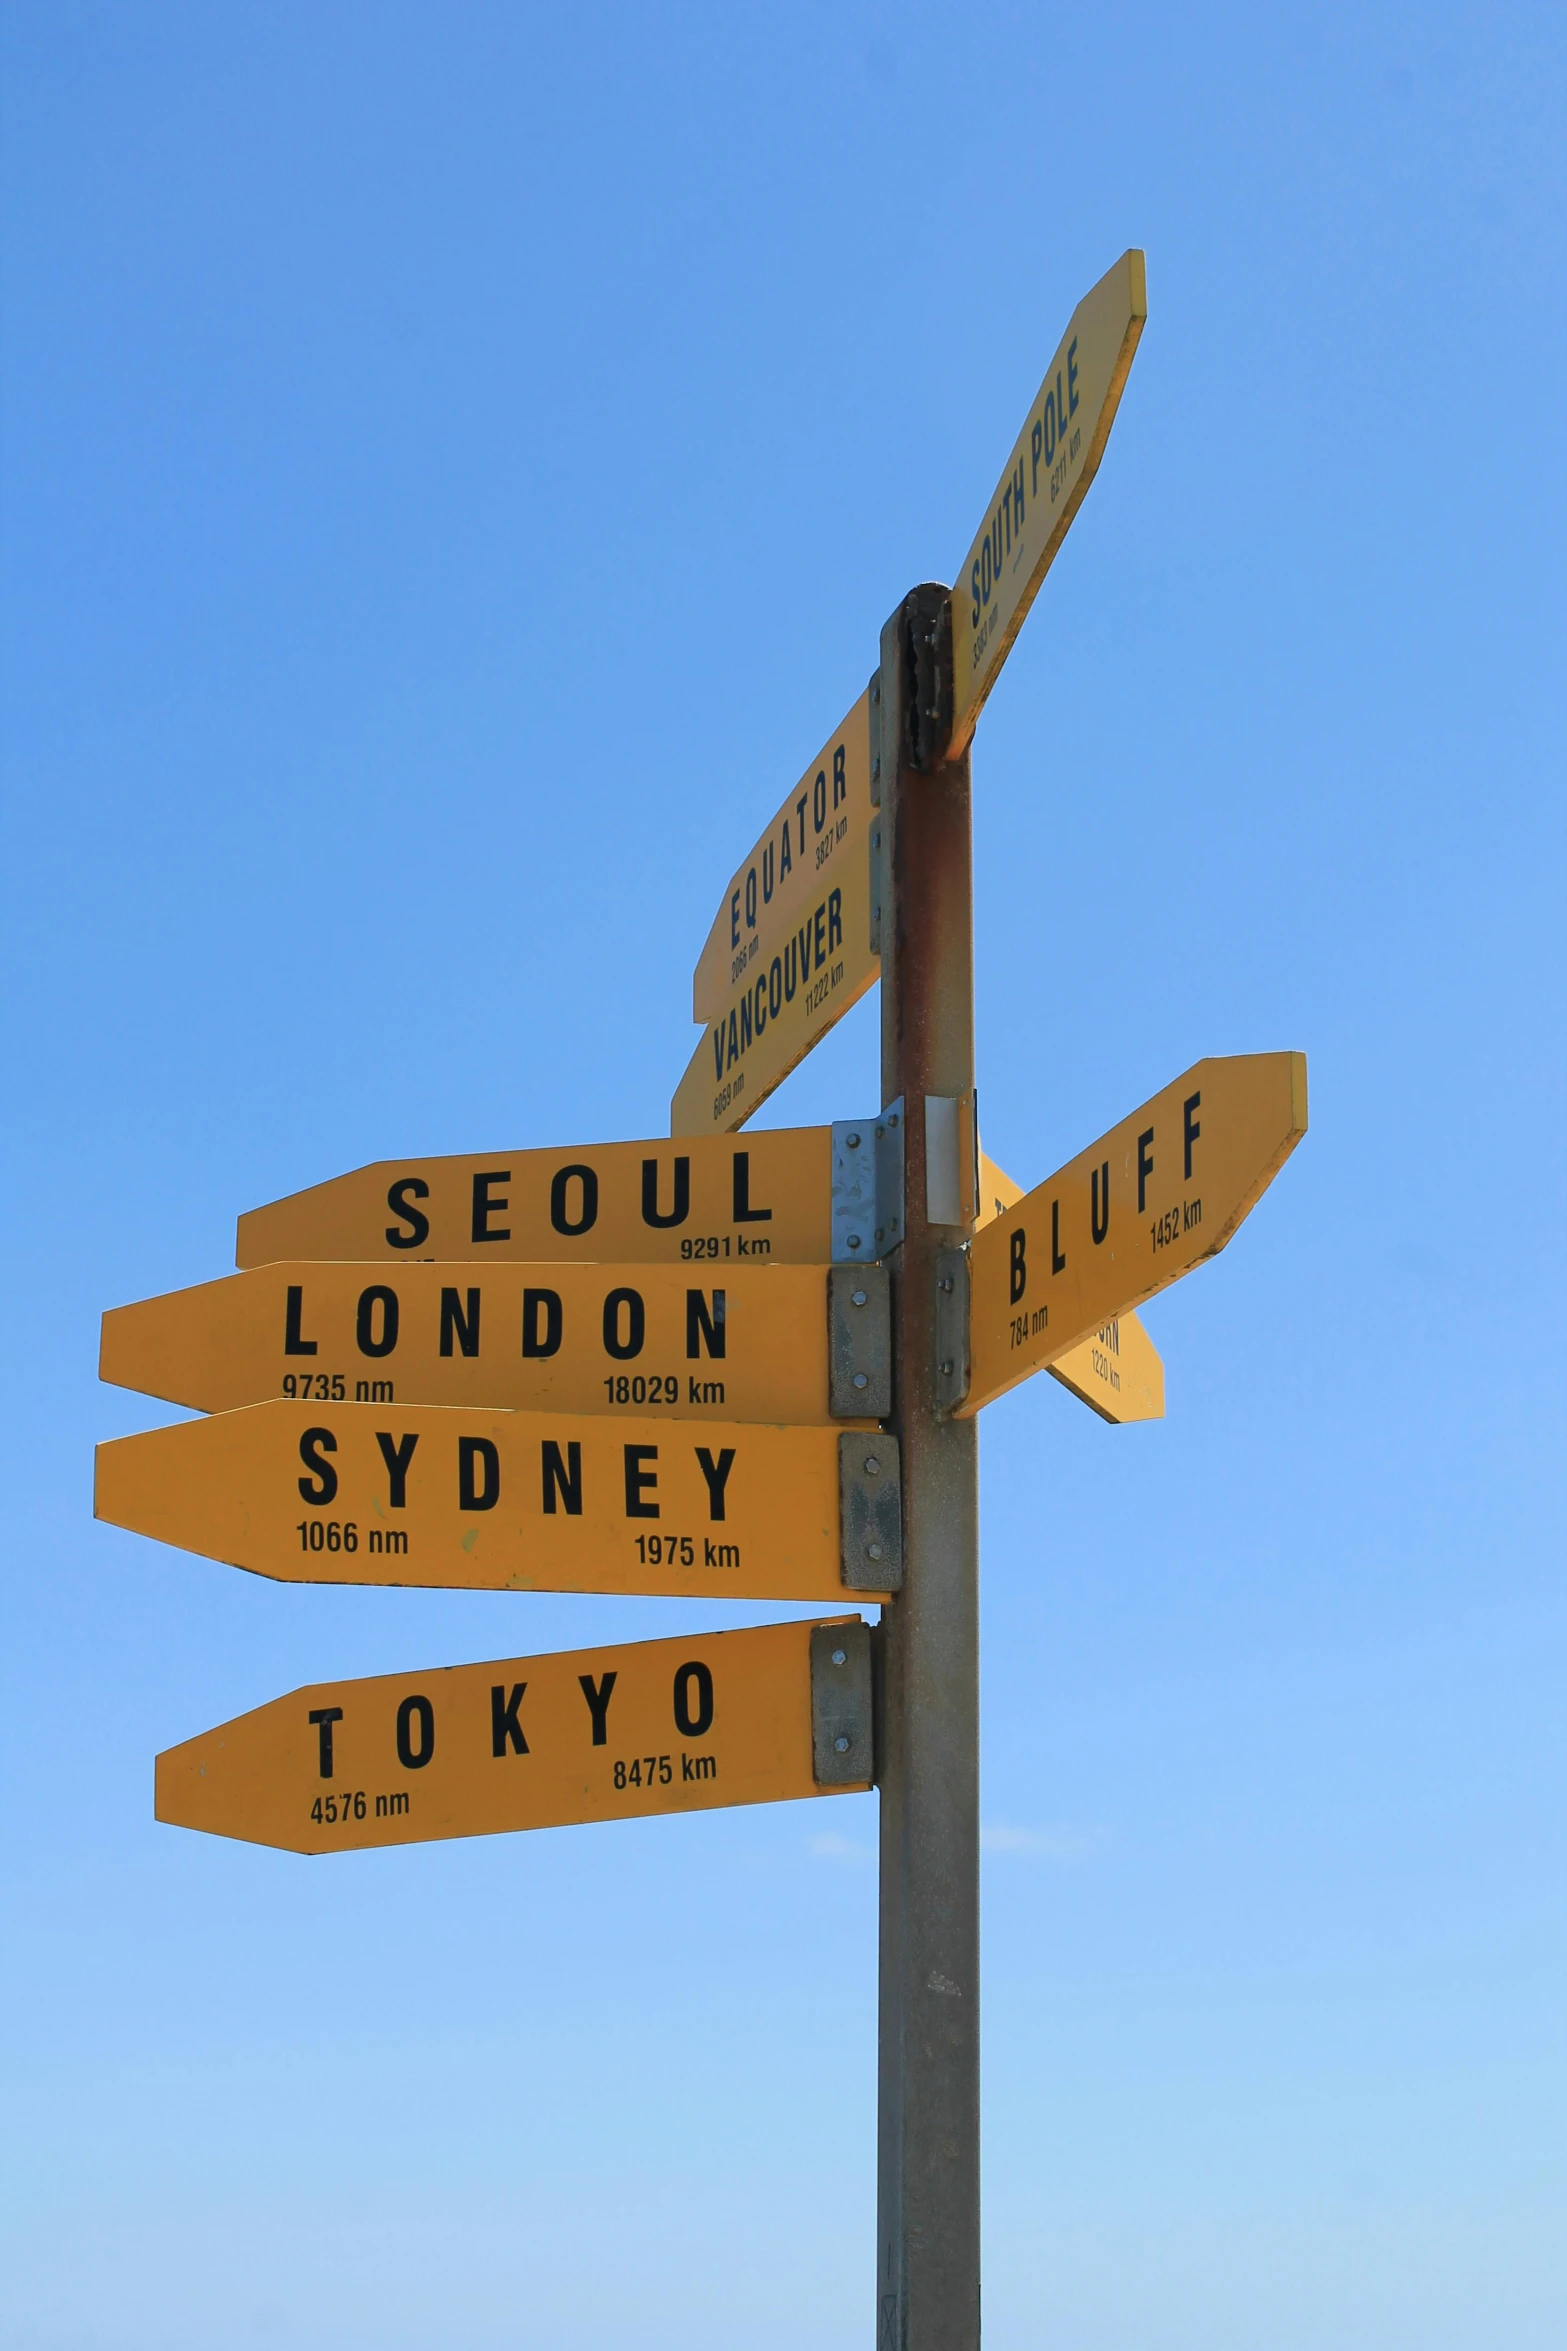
[977,1152,1163,1424]
[156,1617,872,1855]
[236,1129,831,1269]
[101,1261,857,1427]
[95,1403,899,1601]
[964,1054,1306,1416]
[950,249,1147,753]
[672,697,878,1136]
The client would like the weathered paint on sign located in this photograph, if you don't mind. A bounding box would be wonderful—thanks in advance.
[964,1054,1306,1416]
[950,250,1146,751]
[96,1401,894,1601]
[101,1260,854,1426]
[236,1129,830,1269]
[156,1617,869,1855]
[692,692,876,1023]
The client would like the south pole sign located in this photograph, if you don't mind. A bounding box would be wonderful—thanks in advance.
[99,251,1310,2350]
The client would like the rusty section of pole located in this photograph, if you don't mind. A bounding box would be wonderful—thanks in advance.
[876,583,980,2351]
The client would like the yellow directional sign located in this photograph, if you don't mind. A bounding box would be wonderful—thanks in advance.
[963,1053,1306,1417]
[236,1128,830,1269]
[101,1260,863,1426]
[950,249,1146,753]
[156,1616,873,1855]
[1046,1315,1164,1424]
[95,1402,901,1600]
[671,712,879,1136]
[692,691,876,1024]
[976,1153,1163,1424]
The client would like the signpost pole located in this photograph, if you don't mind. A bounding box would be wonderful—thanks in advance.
[876,584,980,2351]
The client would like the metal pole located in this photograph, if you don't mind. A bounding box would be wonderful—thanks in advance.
[876,584,979,2351]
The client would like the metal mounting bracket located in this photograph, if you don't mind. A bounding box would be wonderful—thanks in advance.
[830,1099,906,1261]
[933,1246,971,1416]
[810,1618,875,1785]
[828,1264,892,1419]
[868,667,887,952]
[838,1430,903,1591]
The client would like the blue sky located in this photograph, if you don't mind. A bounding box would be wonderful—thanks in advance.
[2,5,1563,2346]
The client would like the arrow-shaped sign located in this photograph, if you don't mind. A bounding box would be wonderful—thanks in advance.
[962,1053,1306,1416]
[950,249,1146,752]
[101,1260,883,1427]
[156,1617,873,1855]
[672,697,880,1138]
[236,1127,835,1269]
[96,1402,902,1601]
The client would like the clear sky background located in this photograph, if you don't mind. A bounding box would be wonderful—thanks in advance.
[2,6,1563,2347]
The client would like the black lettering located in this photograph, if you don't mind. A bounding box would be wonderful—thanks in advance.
[1051,1200,1065,1276]
[541,1439,582,1515]
[686,1289,725,1359]
[550,1163,598,1237]
[745,866,757,928]
[672,1660,714,1739]
[356,1284,399,1358]
[641,1156,690,1229]
[1009,1228,1027,1305]
[490,1683,528,1757]
[384,1177,430,1251]
[827,887,842,953]
[1091,1162,1110,1245]
[308,1706,342,1779]
[471,1170,511,1244]
[732,1149,772,1223]
[1183,1091,1202,1181]
[458,1436,500,1512]
[522,1287,563,1357]
[813,768,826,832]
[1137,1127,1155,1213]
[284,1285,318,1358]
[439,1286,480,1358]
[374,1429,418,1508]
[602,1287,645,1360]
[579,1670,617,1745]
[297,1426,338,1506]
[729,889,740,949]
[694,1445,735,1521]
[623,1444,660,1519]
[395,1694,434,1770]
